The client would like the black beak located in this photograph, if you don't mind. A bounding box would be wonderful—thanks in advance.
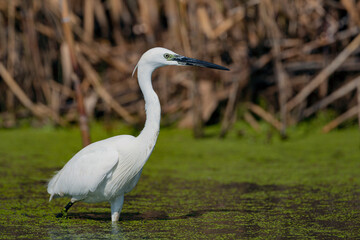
[173,55,229,71]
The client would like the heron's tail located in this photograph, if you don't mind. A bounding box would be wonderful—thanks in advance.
[47,170,61,201]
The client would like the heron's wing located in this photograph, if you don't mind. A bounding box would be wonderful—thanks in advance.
[48,149,119,198]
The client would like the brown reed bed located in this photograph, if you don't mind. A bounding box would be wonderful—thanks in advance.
[0,0,360,141]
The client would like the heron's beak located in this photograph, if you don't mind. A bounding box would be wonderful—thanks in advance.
[173,55,229,71]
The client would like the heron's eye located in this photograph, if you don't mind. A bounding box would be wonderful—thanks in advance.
[163,53,172,60]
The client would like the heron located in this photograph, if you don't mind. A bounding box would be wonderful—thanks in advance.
[47,47,229,222]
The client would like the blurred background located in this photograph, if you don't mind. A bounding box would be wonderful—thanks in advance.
[1,0,360,141]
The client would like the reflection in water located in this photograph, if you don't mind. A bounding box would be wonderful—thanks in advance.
[47,221,127,239]
[111,222,126,238]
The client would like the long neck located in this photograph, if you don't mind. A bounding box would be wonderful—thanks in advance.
[137,64,161,144]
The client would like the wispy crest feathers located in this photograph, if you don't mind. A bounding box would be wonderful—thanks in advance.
[132,63,138,78]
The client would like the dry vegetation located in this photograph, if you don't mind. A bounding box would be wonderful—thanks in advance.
[0,0,360,140]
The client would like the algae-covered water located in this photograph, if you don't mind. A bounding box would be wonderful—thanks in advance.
[0,122,359,239]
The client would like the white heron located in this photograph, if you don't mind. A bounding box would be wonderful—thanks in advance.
[47,47,229,222]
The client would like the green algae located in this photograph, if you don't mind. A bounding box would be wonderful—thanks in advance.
[0,122,359,239]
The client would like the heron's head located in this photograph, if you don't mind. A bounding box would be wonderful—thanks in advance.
[133,47,229,76]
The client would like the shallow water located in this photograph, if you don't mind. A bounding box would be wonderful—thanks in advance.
[0,125,359,238]
[2,178,359,239]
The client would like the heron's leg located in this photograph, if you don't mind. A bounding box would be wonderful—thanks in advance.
[56,200,76,218]
[110,194,124,222]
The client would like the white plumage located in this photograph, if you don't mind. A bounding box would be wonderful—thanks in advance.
[47,47,228,221]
